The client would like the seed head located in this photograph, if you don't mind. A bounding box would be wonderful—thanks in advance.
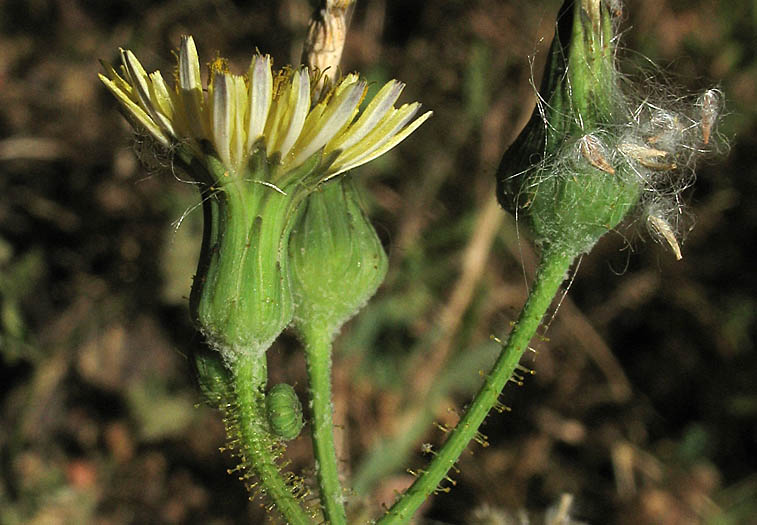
[497,0,724,260]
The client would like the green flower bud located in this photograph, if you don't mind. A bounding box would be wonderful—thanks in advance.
[289,177,388,339]
[497,0,640,257]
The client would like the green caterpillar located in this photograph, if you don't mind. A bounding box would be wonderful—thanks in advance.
[265,383,305,440]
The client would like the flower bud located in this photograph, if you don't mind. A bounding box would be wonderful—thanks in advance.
[289,177,388,339]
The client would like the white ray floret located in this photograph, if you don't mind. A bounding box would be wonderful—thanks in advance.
[276,68,312,160]
[246,54,273,151]
[210,72,234,170]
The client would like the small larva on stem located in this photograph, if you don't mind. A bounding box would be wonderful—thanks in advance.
[266,383,305,441]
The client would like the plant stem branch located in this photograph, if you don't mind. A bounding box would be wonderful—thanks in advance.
[377,249,575,524]
[232,353,312,525]
[304,327,348,525]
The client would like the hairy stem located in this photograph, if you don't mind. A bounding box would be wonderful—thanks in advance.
[231,352,312,525]
[377,249,575,524]
[303,327,348,525]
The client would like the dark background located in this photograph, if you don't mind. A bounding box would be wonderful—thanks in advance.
[1,0,755,523]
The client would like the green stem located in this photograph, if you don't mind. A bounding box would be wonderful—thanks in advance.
[231,352,312,525]
[377,249,575,524]
[303,327,348,525]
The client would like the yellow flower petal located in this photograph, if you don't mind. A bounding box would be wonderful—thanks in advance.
[327,80,404,153]
[333,102,420,169]
[99,73,170,145]
[231,74,248,172]
[179,36,205,138]
[332,109,432,176]
[289,78,365,168]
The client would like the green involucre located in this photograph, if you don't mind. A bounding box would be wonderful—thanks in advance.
[289,177,388,339]
[188,150,327,362]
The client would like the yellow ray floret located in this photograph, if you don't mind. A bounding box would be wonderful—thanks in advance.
[99,35,431,178]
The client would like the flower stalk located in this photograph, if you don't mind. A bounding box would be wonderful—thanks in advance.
[229,353,312,525]
[301,328,346,525]
[378,250,574,524]
[391,7,625,513]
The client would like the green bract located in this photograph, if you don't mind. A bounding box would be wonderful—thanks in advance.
[289,177,388,340]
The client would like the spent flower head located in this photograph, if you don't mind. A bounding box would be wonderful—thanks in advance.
[497,0,723,259]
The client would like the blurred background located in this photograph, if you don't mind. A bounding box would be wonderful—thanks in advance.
[1,0,756,523]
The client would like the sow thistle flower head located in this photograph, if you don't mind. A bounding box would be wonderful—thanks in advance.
[99,36,430,362]
[99,35,431,182]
